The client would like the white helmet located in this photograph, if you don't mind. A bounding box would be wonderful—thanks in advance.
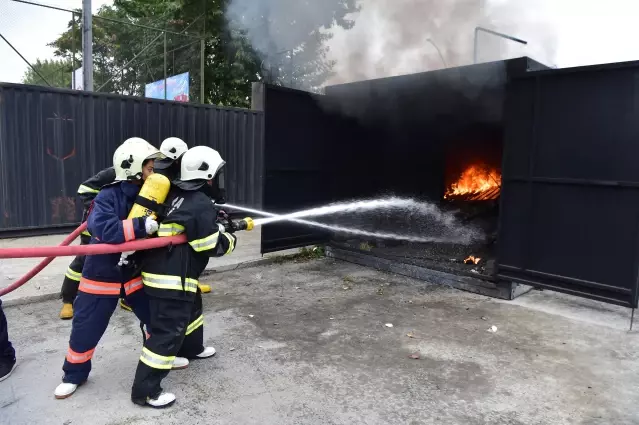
[160,137,188,160]
[113,137,162,181]
[180,146,225,181]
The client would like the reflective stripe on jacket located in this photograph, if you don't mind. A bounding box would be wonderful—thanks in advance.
[141,188,237,301]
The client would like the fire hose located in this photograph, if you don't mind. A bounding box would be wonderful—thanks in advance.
[0,222,88,297]
[0,217,254,297]
[0,171,254,297]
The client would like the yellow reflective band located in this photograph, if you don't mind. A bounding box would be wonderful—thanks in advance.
[142,272,198,293]
[157,223,185,237]
[139,347,175,370]
[77,185,99,194]
[223,233,235,255]
[65,268,82,282]
[81,230,91,237]
[185,315,204,336]
[189,232,219,252]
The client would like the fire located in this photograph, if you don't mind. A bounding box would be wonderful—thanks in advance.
[464,255,481,265]
[445,164,501,201]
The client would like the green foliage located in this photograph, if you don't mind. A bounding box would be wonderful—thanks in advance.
[272,245,326,264]
[21,58,74,88]
[46,0,358,107]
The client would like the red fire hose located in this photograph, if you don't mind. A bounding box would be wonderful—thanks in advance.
[0,222,87,297]
[0,223,187,297]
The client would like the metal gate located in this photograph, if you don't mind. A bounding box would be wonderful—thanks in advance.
[258,85,332,253]
[497,62,639,307]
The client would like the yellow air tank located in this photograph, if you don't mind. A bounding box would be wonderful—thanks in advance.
[127,173,171,220]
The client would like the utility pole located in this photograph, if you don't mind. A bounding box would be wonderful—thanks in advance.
[82,0,93,91]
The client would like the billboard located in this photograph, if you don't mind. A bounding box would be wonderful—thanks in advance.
[145,72,189,102]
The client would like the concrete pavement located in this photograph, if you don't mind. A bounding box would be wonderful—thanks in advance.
[0,229,297,305]
[2,259,639,424]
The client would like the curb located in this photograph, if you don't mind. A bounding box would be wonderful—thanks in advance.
[2,253,301,308]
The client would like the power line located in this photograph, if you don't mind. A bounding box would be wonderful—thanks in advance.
[0,33,51,86]
[11,0,202,39]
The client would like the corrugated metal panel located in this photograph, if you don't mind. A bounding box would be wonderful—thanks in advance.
[498,61,639,307]
[0,83,263,234]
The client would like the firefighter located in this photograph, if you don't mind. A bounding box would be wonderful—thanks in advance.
[60,167,117,319]
[59,142,145,319]
[155,137,188,181]
[0,299,16,381]
[53,138,189,400]
[155,137,212,294]
[130,146,237,408]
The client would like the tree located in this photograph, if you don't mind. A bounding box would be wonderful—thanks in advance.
[21,58,74,88]
[48,0,358,107]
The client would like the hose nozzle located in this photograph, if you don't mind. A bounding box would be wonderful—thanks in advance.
[220,217,254,233]
[231,217,254,232]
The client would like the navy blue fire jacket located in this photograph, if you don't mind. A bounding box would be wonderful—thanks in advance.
[79,182,148,298]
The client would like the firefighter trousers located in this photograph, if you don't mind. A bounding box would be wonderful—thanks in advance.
[60,234,91,303]
[0,299,15,366]
[62,288,150,384]
[130,290,204,402]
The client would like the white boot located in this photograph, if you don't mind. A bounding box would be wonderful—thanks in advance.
[171,357,189,370]
[146,392,176,408]
[54,382,78,399]
[196,347,216,359]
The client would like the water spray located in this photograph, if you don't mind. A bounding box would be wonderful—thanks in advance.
[223,197,478,244]
[249,198,420,226]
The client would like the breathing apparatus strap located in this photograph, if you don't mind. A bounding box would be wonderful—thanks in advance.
[133,195,168,218]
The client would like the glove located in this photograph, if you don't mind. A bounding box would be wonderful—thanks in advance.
[145,217,159,235]
[118,251,136,267]
[218,223,226,234]
[217,209,229,221]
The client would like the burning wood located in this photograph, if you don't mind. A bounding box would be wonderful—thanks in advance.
[464,255,481,265]
[445,164,501,201]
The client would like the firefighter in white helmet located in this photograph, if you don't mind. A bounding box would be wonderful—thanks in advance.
[131,146,237,408]
[156,137,188,181]
[59,137,151,319]
[154,137,213,294]
[54,137,190,400]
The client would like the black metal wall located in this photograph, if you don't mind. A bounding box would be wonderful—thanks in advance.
[0,83,263,234]
[498,61,639,307]
[259,85,332,253]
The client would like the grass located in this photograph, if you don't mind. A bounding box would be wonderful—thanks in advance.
[272,245,326,264]
[359,241,373,251]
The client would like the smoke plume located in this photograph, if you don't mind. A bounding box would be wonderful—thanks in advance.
[225,0,557,87]
[326,0,558,85]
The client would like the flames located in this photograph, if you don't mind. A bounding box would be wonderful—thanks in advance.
[444,164,501,201]
[464,255,481,265]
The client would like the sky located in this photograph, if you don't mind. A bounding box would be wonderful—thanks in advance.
[1,0,639,85]
[0,0,112,83]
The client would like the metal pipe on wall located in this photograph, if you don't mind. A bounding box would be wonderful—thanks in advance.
[473,26,528,64]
